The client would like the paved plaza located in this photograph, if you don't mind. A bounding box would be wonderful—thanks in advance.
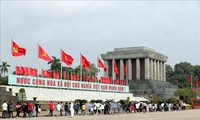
[1,109,200,120]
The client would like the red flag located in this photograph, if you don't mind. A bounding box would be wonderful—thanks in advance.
[195,78,199,86]
[113,61,118,75]
[46,70,51,78]
[20,66,25,75]
[70,73,74,80]
[98,58,107,72]
[33,68,38,77]
[63,72,68,80]
[42,69,46,78]
[187,75,192,83]
[61,50,74,66]
[38,45,52,62]
[124,63,127,75]
[29,68,34,76]
[15,66,21,75]
[81,55,90,70]
[25,67,29,76]
[12,41,26,56]
[53,71,60,79]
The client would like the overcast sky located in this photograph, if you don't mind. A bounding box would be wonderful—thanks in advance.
[1,1,200,73]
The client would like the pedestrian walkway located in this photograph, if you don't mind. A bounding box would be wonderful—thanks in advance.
[1,109,200,120]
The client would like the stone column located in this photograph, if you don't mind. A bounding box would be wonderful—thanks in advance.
[157,61,160,80]
[128,59,132,80]
[160,62,163,81]
[120,59,124,80]
[150,59,153,79]
[104,60,108,77]
[112,59,116,80]
[153,60,157,80]
[136,59,140,80]
[163,63,166,81]
[145,58,150,80]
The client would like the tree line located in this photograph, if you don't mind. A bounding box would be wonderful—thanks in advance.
[166,62,200,88]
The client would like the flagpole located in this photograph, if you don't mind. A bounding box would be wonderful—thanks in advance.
[126,60,128,86]
[97,57,100,93]
[37,43,40,90]
[191,75,193,89]
[10,39,13,75]
[60,49,63,89]
[80,53,82,82]
[112,58,115,85]
[197,76,199,92]
[80,53,83,94]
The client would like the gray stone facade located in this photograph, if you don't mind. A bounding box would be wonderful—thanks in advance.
[101,46,168,81]
[101,46,177,99]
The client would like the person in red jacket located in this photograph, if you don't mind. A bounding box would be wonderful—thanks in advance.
[48,101,54,116]
[28,101,33,117]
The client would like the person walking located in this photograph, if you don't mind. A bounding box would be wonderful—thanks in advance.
[8,101,13,118]
[1,101,8,118]
[28,101,33,117]
[48,101,54,116]
[56,102,61,116]
[15,102,21,117]
[35,101,39,117]
[70,101,74,118]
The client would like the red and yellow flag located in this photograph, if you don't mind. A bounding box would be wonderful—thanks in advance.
[61,50,74,66]
[81,55,90,70]
[98,58,107,72]
[12,41,26,56]
[38,45,52,62]
[113,61,119,75]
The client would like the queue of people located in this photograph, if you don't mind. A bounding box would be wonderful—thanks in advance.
[1,100,41,119]
[1,100,187,119]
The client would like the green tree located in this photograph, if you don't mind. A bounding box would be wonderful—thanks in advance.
[48,56,61,71]
[0,61,10,77]
[166,64,173,81]
[166,62,200,88]
[174,88,199,104]
[74,63,98,76]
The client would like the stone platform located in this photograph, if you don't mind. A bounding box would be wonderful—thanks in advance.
[128,79,178,99]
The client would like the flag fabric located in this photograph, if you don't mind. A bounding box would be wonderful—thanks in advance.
[61,50,74,66]
[81,55,91,70]
[113,61,119,75]
[20,66,25,75]
[42,69,46,78]
[25,67,29,76]
[53,71,60,79]
[63,71,68,80]
[46,70,51,78]
[187,75,192,84]
[29,68,34,76]
[15,66,21,75]
[38,45,52,62]
[33,68,38,77]
[12,41,26,56]
[98,58,107,72]
[124,63,127,75]
[195,78,199,86]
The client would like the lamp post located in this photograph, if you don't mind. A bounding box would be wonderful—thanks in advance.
[9,87,12,92]
[15,92,19,96]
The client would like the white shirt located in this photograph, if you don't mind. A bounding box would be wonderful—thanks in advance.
[70,103,74,110]
[57,104,61,111]
[2,102,7,111]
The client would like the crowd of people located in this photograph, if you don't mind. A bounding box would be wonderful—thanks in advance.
[1,100,41,119]
[1,100,187,119]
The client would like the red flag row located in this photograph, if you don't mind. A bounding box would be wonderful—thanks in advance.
[12,41,110,71]
[187,75,200,86]
[16,66,38,76]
